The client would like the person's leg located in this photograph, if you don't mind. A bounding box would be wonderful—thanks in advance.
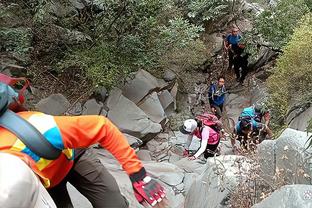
[48,178,74,208]
[228,50,234,70]
[240,58,249,83]
[203,140,220,159]
[233,57,241,80]
[69,148,129,208]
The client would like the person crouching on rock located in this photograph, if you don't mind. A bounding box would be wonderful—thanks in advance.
[179,118,221,160]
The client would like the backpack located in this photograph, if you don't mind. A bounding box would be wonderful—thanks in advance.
[0,73,61,160]
[238,107,255,122]
[195,112,222,133]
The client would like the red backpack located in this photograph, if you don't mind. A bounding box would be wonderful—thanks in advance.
[195,112,222,132]
[0,73,30,112]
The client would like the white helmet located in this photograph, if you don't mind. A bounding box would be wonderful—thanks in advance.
[0,153,56,208]
[179,119,198,134]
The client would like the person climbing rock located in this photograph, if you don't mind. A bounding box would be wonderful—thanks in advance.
[0,80,166,208]
[208,76,226,119]
[180,114,222,160]
[224,27,242,70]
[232,40,250,84]
[232,104,273,151]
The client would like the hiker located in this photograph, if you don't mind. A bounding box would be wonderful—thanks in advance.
[232,104,273,151]
[232,40,249,84]
[180,114,222,160]
[224,27,242,70]
[208,76,226,119]
[0,82,166,207]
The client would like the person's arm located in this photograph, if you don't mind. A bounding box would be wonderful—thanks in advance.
[191,127,209,159]
[54,115,142,175]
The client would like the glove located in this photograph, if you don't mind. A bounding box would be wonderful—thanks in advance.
[183,149,189,157]
[130,168,166,206]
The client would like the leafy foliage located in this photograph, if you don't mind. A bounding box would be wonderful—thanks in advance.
[59,0,206,88]
[266,13,312,132]
[250,0,309,49]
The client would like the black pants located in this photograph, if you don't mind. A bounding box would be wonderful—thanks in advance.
[210,103,223,119]
[233,55,249,82]
[203,139,220,159]
[48,148,129,208]
[228,49,234,69]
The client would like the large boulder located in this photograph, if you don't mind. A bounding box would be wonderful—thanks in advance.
[182,155,251,208]
[224,93,251,121]
[106,88,162,140]
[257,140,276,184]
[122,70,166,104]
[288,106,312,131]
[258,128,312,185]
[158,90,175,116]
[82,99,103,115]
[138,92,166,125]
[35,94,70,115]
[252,185,312,208]
[87,148,185,208]
[274,128,312,184]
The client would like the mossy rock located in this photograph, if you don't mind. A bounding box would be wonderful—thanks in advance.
[0,27,33,62]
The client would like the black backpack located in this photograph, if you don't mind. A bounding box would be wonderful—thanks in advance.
[0,75,61,160]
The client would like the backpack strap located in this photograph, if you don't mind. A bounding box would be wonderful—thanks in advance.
[0,110,61,160]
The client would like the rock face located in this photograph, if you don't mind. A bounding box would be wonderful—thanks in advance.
[82,99,103,115]
[252,185,312,208]
[122,69,165,104]
[158,90,175,116]
[177,156,251,208]
[138,92,167,125]
[106,88,162,140]
[224,93,251,121]
[258,128,312,185]
[35,93,70,115]
[288,106,312,131]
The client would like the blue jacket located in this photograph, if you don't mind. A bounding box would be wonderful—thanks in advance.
[208,84,226,106]
[226,34,241,46]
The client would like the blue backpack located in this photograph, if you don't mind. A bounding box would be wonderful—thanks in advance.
[0,75,61,160]
[238,107,256,121]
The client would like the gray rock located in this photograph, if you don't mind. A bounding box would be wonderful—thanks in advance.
[288,106,312,131]
[91,148,185,208]
[163,69,176,82]
[36,94,70,115]
[158,90,175,116]
[184,155,251,208]
[82,99,103,115]
[67,183,92,208]
[67,102,83,115]
[170,82,178,111]
[252,185,312,208]
[106,88,162,140]
[93,86,108,103]
[204,33,224,55]
[274,128,312,184]
[224,93,251,122]
[123,134,141,147]
[122,69,164,104]
[137,150,152,161]
[257,140,277,184]
[138,92,166,125]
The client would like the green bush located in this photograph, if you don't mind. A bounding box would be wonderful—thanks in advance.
[267,13,312,131]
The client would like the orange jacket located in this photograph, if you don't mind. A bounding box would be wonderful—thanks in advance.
[0,111,143,188]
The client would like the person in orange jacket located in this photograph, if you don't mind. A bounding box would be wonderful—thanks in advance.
[0,111,166,207]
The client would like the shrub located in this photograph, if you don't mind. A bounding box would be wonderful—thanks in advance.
[266,13,312,131]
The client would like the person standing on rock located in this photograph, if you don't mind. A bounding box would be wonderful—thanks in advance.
[232,40,250,84]
[180,117,221,160]
[224,27,242,70]
[208,76,226,119]
[0,111,166,207]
